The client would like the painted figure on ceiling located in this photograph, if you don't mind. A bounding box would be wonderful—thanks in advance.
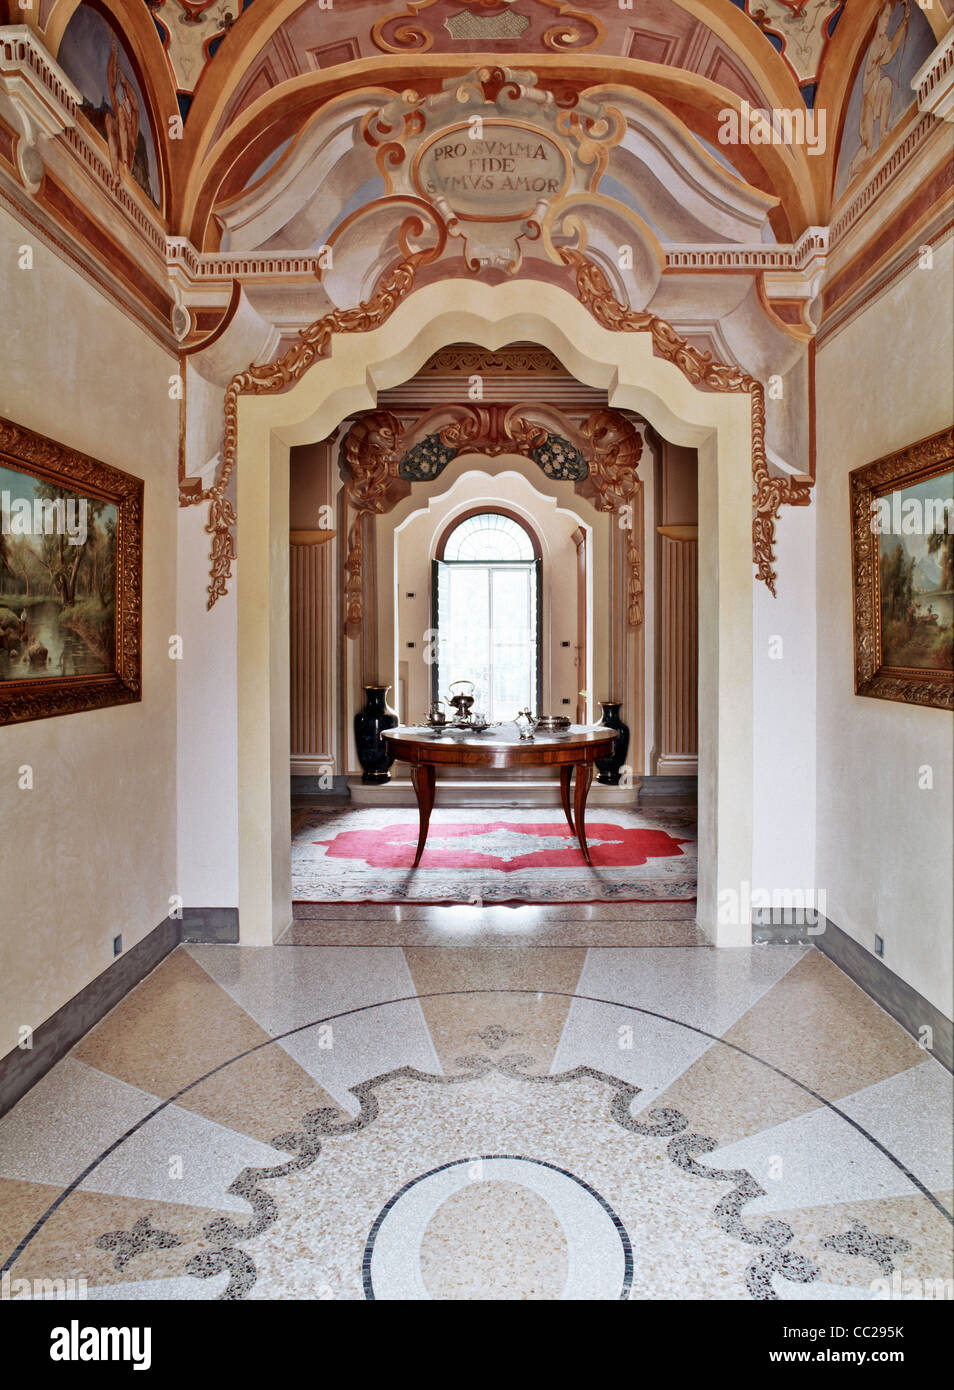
[846,0,910,183]
[58,4,161,205]
[105,36,140,185]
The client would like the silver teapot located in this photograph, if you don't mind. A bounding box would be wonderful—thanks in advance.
[445,680,476,721]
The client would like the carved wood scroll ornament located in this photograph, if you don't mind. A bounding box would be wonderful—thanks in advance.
[560,248,813,594]
[181,252,808,610]
[340,402,644,637]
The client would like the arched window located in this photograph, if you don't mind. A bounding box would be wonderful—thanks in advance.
[442,512,535,562]
[433,510,542,721]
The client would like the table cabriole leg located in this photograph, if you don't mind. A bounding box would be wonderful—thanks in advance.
[410,761,436,868]
[573,760,594,865]
[559,764,575,833]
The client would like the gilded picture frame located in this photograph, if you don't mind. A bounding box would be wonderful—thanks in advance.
[850,425,953,710]
[0,414,143,726]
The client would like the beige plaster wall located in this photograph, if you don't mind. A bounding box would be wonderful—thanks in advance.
[815,239,954,1019]
[0,204,179,1048]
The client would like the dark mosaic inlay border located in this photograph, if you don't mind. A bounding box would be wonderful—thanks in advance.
[77,1052,927,1302]
[3,985,950,1303]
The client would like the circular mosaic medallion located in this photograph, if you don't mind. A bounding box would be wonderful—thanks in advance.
[364,1155,633,1300]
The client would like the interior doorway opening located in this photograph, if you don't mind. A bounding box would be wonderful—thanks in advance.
[390,463,596,747]
[238,277,757,947]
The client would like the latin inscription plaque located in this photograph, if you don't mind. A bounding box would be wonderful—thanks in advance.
[415,121,570,218]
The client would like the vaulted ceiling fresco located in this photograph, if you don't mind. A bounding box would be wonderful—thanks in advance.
[1,0,949,606]
[8,0,947,245]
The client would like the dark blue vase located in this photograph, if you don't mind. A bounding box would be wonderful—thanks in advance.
[354,685,398,784]
[595,700,630,785]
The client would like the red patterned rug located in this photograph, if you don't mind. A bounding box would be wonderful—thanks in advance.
[291,806,696,904]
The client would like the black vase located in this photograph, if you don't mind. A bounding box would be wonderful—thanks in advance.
[354,685,399,784]
[594,700,630,786]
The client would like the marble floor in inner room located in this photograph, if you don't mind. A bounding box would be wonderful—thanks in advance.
[0,907,951,1302]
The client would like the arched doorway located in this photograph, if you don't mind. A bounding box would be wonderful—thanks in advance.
[233,278,755,949]
[377,459,600,793]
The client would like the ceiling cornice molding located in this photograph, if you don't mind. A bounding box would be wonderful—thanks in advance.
[0,26,169,252]
[166,235,831,299]
[829,110,950,249]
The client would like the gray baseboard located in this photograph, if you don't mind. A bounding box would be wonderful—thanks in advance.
[812,915,952,1073]
[751,915,816,945]
[0,907,241,1118]
[754,913,952,1072]
[291,774,350,795]
[639,776,697,805]
[0,916,178,1118]
[179,907,239,943]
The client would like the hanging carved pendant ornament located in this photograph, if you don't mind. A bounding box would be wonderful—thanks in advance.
[578,409,645,627]
[561,248,813,595]
[343,411,410,637]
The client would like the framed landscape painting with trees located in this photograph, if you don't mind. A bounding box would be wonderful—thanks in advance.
[850,426,953,711]
[0,414,143,725]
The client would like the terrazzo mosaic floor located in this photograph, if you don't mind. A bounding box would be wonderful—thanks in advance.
[1,912,951,1301]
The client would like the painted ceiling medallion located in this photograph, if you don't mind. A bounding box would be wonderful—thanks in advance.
[362,65,623,272]
[736,0,845,88]
[372,0,605,55]
[444,9,531,41]
[149,0,238,94]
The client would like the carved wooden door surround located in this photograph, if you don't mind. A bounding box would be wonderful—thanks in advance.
[338,399,645,638]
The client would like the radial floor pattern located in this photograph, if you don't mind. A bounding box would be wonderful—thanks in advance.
[1,910,950,1302]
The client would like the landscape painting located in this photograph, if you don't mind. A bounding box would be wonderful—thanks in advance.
[877,473,953,673]
[0,416,143,726]
[850,428,954,711]
[0,464,118,681]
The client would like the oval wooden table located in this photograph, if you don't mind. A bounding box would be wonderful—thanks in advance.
[381,724,618,868]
